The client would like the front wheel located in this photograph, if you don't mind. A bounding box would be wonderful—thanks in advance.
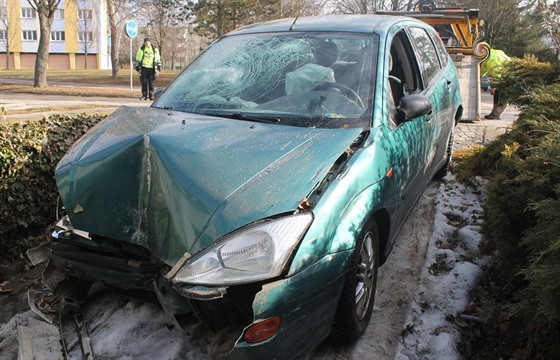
[331,218,379,341]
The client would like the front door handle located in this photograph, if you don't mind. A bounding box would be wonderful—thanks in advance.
[426,110,433,122]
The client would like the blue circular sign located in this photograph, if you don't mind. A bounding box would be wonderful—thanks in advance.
[124,20,138,38]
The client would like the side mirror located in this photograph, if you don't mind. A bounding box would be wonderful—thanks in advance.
[153,87,166,101]
[396,94,433,124]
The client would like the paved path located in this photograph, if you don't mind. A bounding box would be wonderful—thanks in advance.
[0,92,150,121]
[455,91,518,149]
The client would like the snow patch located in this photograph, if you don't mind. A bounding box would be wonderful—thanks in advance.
[395,175,488,360]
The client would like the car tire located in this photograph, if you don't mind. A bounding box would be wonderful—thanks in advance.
[433,128,454,180]
[331,217,379,342]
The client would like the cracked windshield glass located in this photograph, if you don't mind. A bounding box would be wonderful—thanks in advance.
[154,32,378,128]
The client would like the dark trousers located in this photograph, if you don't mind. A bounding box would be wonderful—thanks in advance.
[492,89,508,116]
[140,67,155,99]
[493,89,501,106]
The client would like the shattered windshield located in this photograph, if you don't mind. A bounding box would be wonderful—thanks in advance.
[154,32,379,129]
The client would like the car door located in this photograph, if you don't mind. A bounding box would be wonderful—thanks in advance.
[407,26,452,178]
[384,28,431,226]
[428,27,458,167]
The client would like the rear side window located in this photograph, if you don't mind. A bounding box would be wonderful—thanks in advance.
[408,27,441,83]
[429,29,449,68]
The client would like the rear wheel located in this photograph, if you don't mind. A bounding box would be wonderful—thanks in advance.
[434,128,454,180]
[331,218,379,341]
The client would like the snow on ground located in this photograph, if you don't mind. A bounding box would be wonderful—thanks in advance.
[0,175,489,360]
[394,175,490,360]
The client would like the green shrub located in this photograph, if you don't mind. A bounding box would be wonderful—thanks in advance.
[0,114,104,262]
[456,59,560,356]
[494,55,558,108]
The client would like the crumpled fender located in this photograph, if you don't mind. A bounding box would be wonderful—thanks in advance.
[289,139,397,276]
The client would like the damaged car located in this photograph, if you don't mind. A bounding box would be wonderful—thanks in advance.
[29,15,462,359]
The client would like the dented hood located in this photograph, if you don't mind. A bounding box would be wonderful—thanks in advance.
[56,106,362,266]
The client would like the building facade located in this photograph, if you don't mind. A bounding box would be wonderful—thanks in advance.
[0,0,109,69]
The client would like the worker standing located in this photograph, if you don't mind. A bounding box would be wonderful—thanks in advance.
[135,37,161,101]
[480,43,510,119]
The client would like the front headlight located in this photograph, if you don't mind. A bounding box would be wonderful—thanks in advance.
[173,213,313,286]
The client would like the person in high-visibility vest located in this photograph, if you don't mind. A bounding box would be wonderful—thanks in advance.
[135,37,161,101]
[480,43,510,119]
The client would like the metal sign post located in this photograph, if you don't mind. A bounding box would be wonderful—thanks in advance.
[129,36,133,91]
[124,20,138,93]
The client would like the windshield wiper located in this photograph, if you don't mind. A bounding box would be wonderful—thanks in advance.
[227,112,281,124]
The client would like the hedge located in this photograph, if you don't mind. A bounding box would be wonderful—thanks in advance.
[0,114,104,262]
[453,56,560,357]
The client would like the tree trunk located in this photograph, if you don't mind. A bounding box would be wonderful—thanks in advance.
[5,43,9,69]
[107,0,119,78]
[34,12,53,87]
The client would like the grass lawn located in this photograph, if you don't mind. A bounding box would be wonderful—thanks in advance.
[0,69,181,98]
[0,69,180,86]
[0,83,140,98]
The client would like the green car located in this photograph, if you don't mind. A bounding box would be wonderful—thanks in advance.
[42,15,462,359]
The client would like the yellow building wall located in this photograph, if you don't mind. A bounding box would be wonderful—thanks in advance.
[65,0,78,54]
[2,0,107,70]
[7,0,22,53]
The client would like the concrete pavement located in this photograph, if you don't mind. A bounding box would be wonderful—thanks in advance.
[1,92,150,121]
[454,90,518,149]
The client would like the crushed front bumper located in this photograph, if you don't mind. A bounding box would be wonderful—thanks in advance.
[30,222,352,359]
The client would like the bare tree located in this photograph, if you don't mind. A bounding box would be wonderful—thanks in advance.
[0,0,15,69]
[538,0,560,55]
[107,0,146,78]
[27,0,62,87]
[107,0,119,77]
[326,0,413,14]
[141,0,193,65]
[280,0,326,16]
[76,1,98,69]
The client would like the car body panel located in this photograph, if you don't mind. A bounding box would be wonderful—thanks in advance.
[55,106,362,266]
[231,249,352,360]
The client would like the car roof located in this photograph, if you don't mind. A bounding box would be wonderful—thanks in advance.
[229,15,415,36]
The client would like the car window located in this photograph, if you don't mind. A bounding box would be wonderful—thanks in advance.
[428,29,449,68]
[154,32,379,129]
[407,27,441,83]
[387,30,424,127]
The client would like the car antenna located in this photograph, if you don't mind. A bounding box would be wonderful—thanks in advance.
[289,0,310,31]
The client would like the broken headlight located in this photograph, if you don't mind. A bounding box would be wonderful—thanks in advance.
[173,213,313,286]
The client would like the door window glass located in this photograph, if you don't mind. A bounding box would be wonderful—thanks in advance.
[408,27,441,83]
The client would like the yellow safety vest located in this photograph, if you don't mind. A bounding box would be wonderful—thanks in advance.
[481,49,509,78]
[135,45,161,69]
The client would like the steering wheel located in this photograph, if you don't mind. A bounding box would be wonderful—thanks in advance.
[312,82,365,109]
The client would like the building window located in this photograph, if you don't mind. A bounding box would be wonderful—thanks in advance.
[77,9,93,20]
[54,9,64,20]
[21,8,36,18]
[51,31,65,41]
[78,31,93,42]
[22,30,37,41]
[0,30,6,41]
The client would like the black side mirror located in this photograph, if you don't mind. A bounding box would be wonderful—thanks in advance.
[153,87,166,101]
[396,94,433,124]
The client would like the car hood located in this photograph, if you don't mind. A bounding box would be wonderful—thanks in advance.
[56,106,363,266]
